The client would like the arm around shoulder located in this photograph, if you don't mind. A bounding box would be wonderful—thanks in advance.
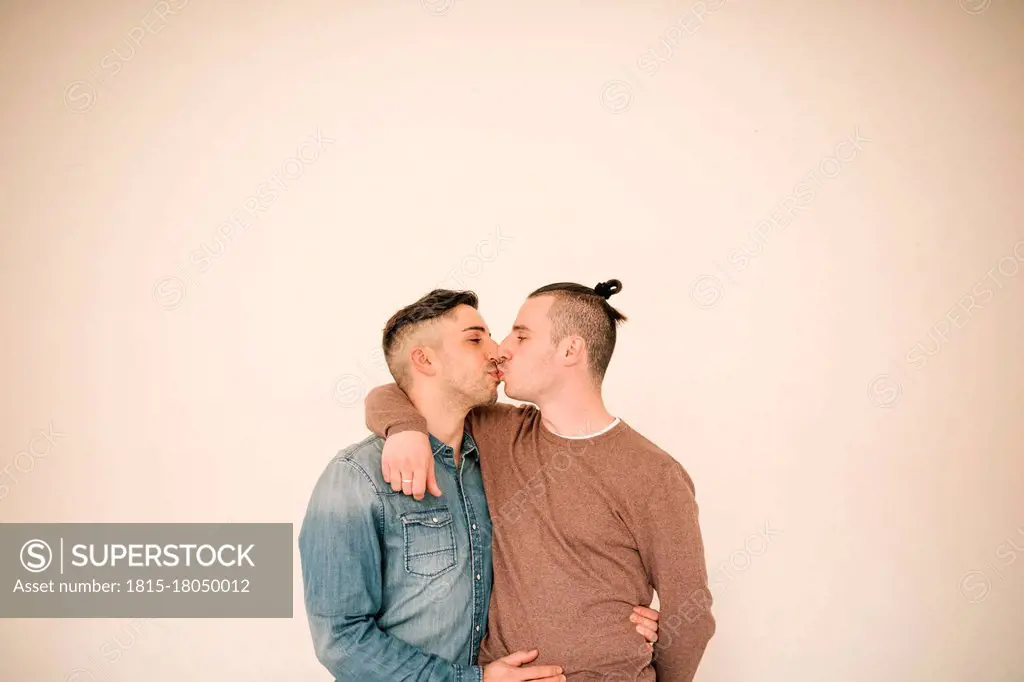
[365,383,428,437]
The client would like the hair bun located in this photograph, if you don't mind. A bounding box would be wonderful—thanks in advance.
[594,279,622,299]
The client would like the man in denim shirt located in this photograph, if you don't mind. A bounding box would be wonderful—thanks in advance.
[299,289,659,682]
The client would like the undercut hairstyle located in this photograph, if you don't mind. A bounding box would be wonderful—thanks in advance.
[382,289,479,391]
[528,279,627,382]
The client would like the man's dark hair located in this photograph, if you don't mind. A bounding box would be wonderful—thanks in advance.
[382,289,480,390]
[527,279,627,382]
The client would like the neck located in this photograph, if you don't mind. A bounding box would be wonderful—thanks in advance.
[535,378,614,438]
[407,384,469,463]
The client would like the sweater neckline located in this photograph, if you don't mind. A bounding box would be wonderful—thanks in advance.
[537,414,628,447]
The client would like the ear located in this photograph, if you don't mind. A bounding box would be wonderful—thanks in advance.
[409,346,438,378]
[559,336,586,368]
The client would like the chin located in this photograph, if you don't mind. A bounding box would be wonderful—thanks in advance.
[476,386,499,407]
[503,382,524,402]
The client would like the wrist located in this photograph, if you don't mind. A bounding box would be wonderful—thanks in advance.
[386,419,428,437]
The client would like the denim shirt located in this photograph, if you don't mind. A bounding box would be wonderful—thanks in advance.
[299,431,493,682]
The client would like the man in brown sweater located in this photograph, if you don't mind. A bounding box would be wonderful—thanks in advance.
[366,279,715,681]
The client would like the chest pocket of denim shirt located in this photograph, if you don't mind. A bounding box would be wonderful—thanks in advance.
[401,507,457,578]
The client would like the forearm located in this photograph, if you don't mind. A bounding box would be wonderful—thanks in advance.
[365,383,428,437]
[309,614,482,682]
[649,597,714,682]
[365,383,530,445]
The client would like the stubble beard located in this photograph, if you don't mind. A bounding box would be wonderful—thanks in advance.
[442,374,497,413]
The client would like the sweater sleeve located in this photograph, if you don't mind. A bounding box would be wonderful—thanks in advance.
[365,384,428,437]
[364,383,533,449]
[628,459,716,682]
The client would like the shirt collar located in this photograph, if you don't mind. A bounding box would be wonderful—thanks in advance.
[427,431,479,464]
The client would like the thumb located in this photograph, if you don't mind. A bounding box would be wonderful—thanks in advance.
[427,465,443,497]
[501,649,539,667]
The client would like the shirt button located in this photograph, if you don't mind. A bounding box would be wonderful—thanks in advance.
[476,574,481,580]
[476,625,480,631]
[472,524,477,530]
[432,517,438,523]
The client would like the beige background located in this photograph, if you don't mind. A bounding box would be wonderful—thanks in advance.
[2,0,1022,679]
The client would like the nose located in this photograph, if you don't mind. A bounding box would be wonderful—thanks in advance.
[496,340,511,363]
[485,339,501,364]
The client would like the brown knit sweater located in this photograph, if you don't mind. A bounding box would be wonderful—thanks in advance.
[366,385,715,681]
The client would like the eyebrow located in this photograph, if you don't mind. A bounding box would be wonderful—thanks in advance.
[512,324,531,332]
[462,326,488,333]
